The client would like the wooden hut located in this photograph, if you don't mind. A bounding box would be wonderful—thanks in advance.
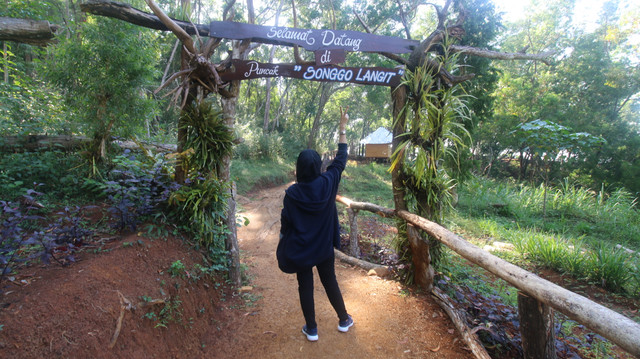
[360,127,392,159]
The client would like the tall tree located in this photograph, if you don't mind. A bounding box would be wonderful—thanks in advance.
[486,0,640,192]
[45,17,159,159]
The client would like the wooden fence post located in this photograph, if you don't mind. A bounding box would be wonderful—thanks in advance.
[518,291,556,359]
[346,207,360,257]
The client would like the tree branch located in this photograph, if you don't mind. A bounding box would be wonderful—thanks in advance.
[395,0,412,40]
[145,0,196,54]
[80,0,210,36]
[450,45,555,65]
[0,17,59,46]
[353,10,373,34]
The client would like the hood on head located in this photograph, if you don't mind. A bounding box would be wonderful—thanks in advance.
[296,149,321,183]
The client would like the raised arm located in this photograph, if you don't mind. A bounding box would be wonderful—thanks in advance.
[339,107,349,145]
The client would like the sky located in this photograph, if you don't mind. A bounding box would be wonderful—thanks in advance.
[492,0,603,29]
[492,0,639,55]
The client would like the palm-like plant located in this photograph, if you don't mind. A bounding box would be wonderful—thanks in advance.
[391,41,472,268]
[180,100,235,178]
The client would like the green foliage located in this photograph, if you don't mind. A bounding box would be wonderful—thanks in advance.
[0,45,66,135]
[341,162,393,208]
[142,295,183,329]
[1,0,63,19]
[393,45,472,222]
[230,158,293,195]
[481,1,640,194]
[458,176,640,247]
[511,120,605,162]
[168,259,186,278]
[168,178,230,268]
[390,39,472,276]
[181,101,234,176]
[233,128,290,161]
[171,100,239,270]
[44,17,160,159]
[83,149,178,232]
[0,150,90,204]
[456,176,640,296]
[509,229,638,294]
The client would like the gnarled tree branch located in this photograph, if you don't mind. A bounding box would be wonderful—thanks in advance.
[80,0,210,36]
[145,0,196,54]
[450,45,555,65]
[0,17,58,46]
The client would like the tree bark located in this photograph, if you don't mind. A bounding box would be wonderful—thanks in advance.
[333,248,390,276]
[390,85,408,212]
[335,195,396,218]
[174,47,190,185]
[518,291,556,359]
[0,17,58,46]
[0,135,91,151]
[450,45,554,66]
[262,0,284,132]
[390,82,434,289]
[407,225,434,290]
[346,208,360,257]
[217,38,251,288]
[220,93,242,287]
[306,82,332,149]
[80,0,210,36]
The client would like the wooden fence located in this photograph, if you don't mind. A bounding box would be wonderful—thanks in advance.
[335,195,640,358]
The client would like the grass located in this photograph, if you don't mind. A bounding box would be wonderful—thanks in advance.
[230,158,293,195]
[453,177,640,297]
[340,161,394,208]
[289,161,640,297]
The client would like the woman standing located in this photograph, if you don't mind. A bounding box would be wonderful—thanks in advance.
[276,108,354,341]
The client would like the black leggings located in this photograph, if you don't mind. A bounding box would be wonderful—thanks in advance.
[296,255,349,330]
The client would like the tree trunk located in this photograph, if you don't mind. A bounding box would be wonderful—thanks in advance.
[220,94,242,287]
[174,47,190,184]
[0,17,58,46]
[80,1,210,36]
[518,291,556,359]
[217,40,248,288]
[263,77,274,132]
[307,82,332,149]
[390,85,408,211]
[346,208,360,257]
[391,84,434,289]
[261,0,284,132]
[407,225,434,290]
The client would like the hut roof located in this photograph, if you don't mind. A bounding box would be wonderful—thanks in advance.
[360,127,392,144]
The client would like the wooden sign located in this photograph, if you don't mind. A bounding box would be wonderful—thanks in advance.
[210,21,418,54]
[220,60,405,87]
[315,49,346,66]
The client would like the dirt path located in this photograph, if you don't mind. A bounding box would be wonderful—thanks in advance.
[232,184,472,359]
[0,183,474,358]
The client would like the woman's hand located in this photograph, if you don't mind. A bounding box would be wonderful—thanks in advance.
[339,107,349,131]
[338,107,349,143]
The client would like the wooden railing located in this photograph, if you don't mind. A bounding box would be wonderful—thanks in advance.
[336,195,640,358]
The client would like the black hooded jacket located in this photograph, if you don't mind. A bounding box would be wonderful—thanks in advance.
[277,143,348,273]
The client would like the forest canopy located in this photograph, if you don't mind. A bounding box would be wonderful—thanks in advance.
[1,0,639,195]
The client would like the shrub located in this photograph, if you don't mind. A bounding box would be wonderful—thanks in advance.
[168,178,230,268]
[0,150,88,203]
[86,149,178,232]
[0,189,93,284]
